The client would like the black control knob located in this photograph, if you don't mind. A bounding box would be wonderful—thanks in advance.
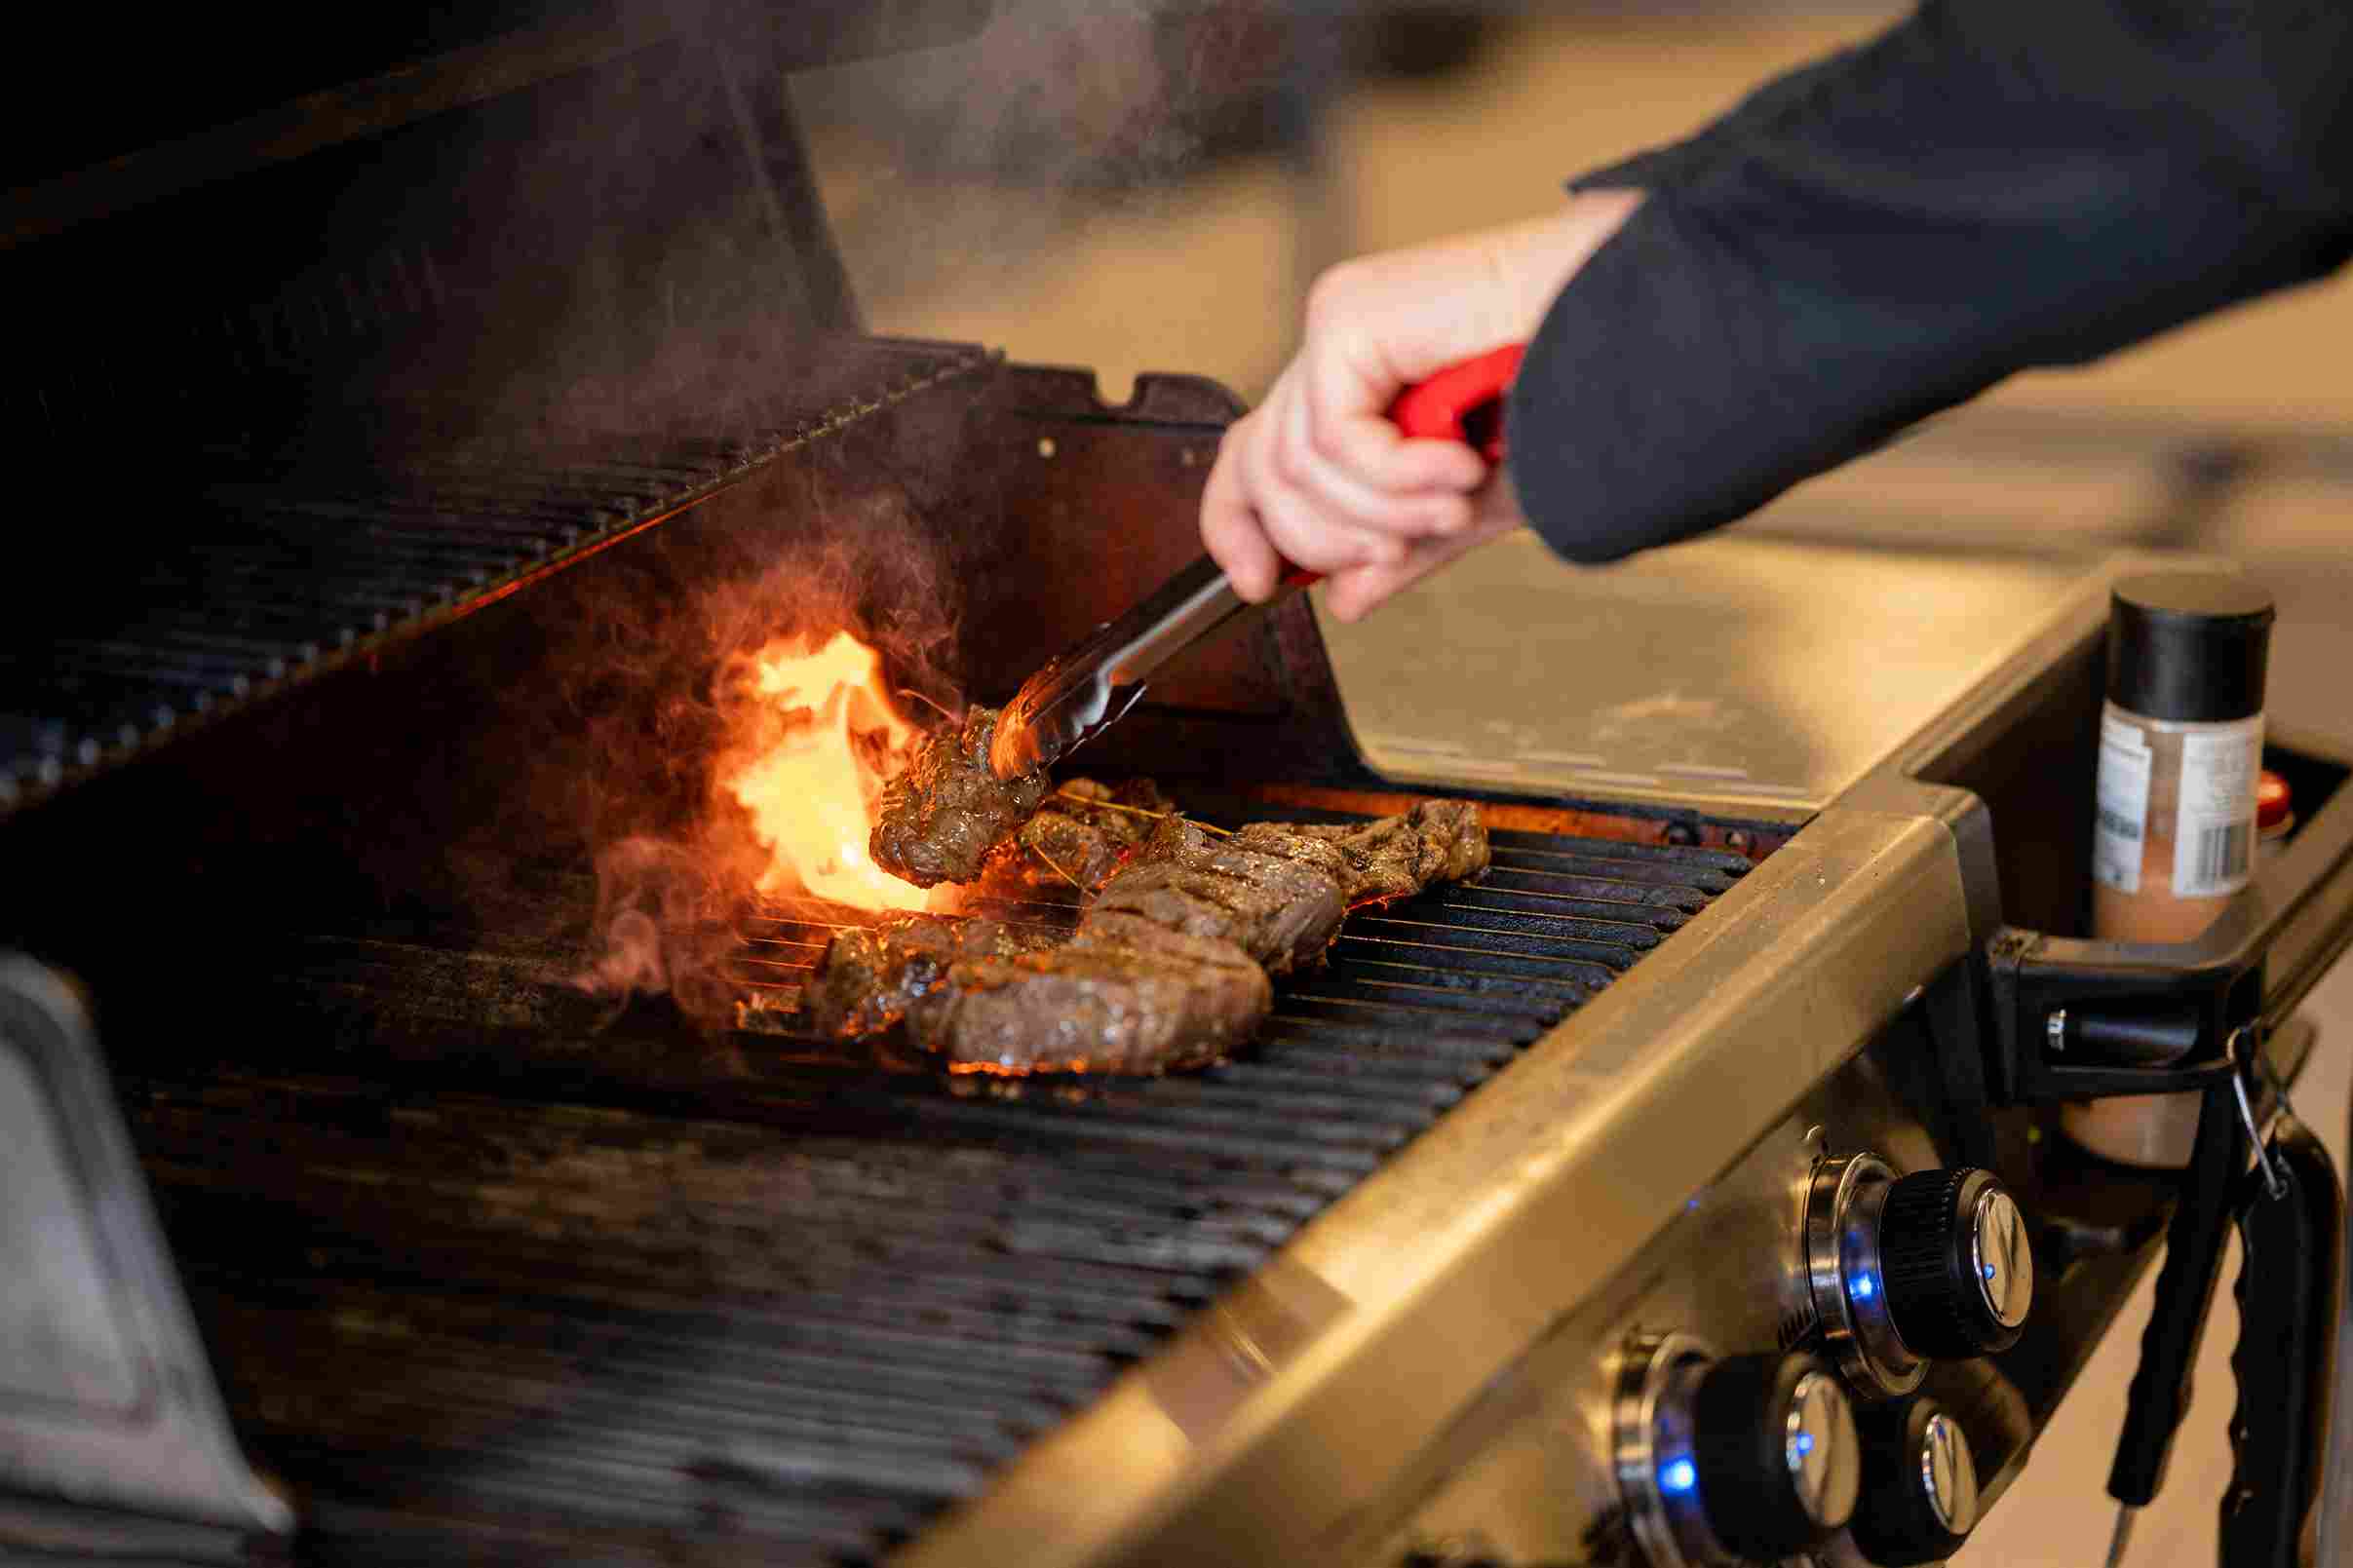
[1849,1396,1981,1565]
[1879,1167,2032,1358]
[1688,1351,1861,1559]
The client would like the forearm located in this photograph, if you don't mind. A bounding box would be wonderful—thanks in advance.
[1508,0,2353,565]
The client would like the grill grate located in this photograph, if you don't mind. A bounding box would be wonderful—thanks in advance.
[118,816,1754,1565]
[0,336,992,815]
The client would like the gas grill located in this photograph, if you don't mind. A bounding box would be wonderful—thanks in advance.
[8,9,2353,1568]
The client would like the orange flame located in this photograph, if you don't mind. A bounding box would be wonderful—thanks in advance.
[723,630,944,913]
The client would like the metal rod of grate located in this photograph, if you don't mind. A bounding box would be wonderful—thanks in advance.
[122,819,1752,1566]
[0,337,993,814]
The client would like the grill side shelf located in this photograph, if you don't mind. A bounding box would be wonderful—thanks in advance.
[106,818,1753,1565]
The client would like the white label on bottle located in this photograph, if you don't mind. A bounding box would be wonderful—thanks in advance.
[2173,714,2264,898]
[2092,711,2153,895]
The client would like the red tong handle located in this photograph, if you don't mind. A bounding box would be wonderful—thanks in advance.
[1387,343,1524,462]
[1276,342,1525,589]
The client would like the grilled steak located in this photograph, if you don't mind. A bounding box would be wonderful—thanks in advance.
[913,918,1269,1073]
[1234,799,1489,903]
[869,707,1051,888]
[1010,777,1176,890]
[806,913,1057,1037]
[813,796,1488,1074]
[1092,819,1348,975]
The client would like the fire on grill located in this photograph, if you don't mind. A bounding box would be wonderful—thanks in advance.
[709,635,1495,1074]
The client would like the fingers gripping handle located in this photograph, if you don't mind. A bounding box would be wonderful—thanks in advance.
[1386,344,1525,460]
[2222,1116,2342,1568]
[1271,344,1527,590]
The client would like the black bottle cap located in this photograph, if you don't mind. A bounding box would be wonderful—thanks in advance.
[2106,573,2273,723]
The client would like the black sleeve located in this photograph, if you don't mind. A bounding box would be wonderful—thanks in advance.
[1505,0,2353,565]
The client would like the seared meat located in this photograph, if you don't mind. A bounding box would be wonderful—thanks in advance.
[914,918,1269,1073]
[1233,799,1489,903]
[807,909,1265,1071]
[1092,819,1347,975]
[1010,777,1176,890]
[813,795,1489,1074]
[805,914,1055,1037]
[869,707,1051,889]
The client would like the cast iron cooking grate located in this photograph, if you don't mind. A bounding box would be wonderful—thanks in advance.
[120,811,1755,1566]
[0,336,992,815]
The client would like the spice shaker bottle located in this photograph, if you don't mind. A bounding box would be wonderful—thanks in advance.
[2064,573,2274,1168]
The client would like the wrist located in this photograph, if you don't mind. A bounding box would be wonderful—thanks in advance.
[1500,189,1646,340]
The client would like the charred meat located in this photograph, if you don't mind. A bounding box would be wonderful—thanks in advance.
[916,919,1270,1074]
[1092,818,1348,976]
[869,707,1051,888]
[811,796,1490,1074]
[1010,777,1178,890]
[808,908,1265,1073]
[805,914,1055,1037]
[1233,799,1488,903]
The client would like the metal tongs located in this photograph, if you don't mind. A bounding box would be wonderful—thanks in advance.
[987,345,1525,781]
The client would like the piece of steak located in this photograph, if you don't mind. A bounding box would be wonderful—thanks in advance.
[1233,799,1489,903]
[906,917,1269,1074]
[1009,777,1176,890]
[869,707,1051,888]
[1091,819,1348,975]
[805,914,1056,1037]
[813,796,1488,1074]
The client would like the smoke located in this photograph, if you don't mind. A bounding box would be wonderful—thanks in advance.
[783,0,1300,317]
[444,457,964,1030]
[410,1,1291,1023]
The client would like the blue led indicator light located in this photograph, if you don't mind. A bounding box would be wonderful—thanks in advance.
[1794,1433,1815,1456]
[1660,1459,1697,1495]
[1852,1273,1876,1300]
[1983,1263,1996,1280]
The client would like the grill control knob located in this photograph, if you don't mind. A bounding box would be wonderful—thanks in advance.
[1806,1157,2033,1397]
[1848,1396,1981,1565]
[1615,1335,1858,1566]
[1691,1352,1862,1559]
[1878,1167,2032,1359]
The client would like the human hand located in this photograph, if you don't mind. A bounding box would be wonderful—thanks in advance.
[1201,189,1642,622]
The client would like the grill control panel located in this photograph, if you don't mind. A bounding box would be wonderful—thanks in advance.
[1612,1335,1861,1567]
[1602,1157,2028,1567]
[1383,1087,2044,1568]
[1803,1155,2033,1399]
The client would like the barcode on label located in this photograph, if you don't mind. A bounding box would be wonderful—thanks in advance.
[2190,822,2250,889]
[2098,807,2141,842]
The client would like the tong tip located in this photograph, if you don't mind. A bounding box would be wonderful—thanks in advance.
[2103,1503,2136,1568]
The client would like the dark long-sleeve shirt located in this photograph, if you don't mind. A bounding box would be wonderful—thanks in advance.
[1506,0,2353,563]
